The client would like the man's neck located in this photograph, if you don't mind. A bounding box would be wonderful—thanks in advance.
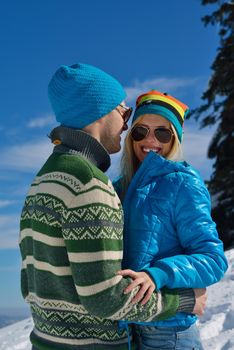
[49,126,111,172]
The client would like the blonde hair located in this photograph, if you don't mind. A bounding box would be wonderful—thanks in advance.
[120,115,184,199]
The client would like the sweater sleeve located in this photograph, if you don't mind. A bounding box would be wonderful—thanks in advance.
[143,174,228,290]
[62,176,194,321]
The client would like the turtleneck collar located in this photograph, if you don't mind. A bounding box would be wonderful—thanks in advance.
[49,126,111,172]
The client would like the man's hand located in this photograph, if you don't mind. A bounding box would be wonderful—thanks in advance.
[193,288,207,316]
[117,269,156,305]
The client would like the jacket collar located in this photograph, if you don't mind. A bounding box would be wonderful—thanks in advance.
[132,152,199,188]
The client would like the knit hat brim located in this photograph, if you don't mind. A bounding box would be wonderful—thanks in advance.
[132,105,184,142]
[132,90,189,143]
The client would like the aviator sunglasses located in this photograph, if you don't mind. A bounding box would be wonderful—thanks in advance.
[131,125,174,143]
[115,104,133,125]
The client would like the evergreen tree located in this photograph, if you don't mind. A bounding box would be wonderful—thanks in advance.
[193,1,234,249]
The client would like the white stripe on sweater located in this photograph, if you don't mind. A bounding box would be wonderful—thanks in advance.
[33,171,83,190]
[68,250,123,263]
[76,275,123,296]
[33,172,116,197]
[33,328,129,346]
[69,188,120,209]
[20,228,65,246]
[22,256,71,276]
[28,182,120,209]
[25,292,88,314]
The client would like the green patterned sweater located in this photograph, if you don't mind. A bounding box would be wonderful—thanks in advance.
[19,128,194,350]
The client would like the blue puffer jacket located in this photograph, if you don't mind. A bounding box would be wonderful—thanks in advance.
[114,152,228,327]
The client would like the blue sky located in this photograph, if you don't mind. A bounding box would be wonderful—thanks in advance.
[0,0,219,311]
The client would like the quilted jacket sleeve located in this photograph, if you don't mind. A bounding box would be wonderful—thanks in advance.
[144,173,228,290]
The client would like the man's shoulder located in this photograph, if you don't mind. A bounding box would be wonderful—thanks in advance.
[38,153,109,186]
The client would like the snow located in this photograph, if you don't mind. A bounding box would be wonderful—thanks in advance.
[0,249,233,350]
[0,318,32,350]
[198,248,234,350]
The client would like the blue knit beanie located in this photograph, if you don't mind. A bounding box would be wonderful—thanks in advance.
[48,63,126,129]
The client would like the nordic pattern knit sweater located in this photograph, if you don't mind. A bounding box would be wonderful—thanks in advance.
[19,128,195,350]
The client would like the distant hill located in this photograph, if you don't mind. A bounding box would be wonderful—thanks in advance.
[0,307,30,329]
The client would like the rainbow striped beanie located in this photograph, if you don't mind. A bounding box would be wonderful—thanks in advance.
[132,90,189,142]
[48,63,126,129]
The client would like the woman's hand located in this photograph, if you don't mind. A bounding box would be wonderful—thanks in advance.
[193,288,207,316]
[117,269,156,305]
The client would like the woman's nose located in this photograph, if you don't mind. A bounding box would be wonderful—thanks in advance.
[146,130,160,143]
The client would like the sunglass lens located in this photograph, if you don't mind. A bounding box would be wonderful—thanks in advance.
[124,108,132,123]
[131,126,148,141]
[154,128,172,143]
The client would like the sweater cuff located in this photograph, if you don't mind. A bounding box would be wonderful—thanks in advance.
[177,289,195,314]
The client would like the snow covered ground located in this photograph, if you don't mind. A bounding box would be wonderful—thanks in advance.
[0,249,233,350]
[198,248,234,350]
